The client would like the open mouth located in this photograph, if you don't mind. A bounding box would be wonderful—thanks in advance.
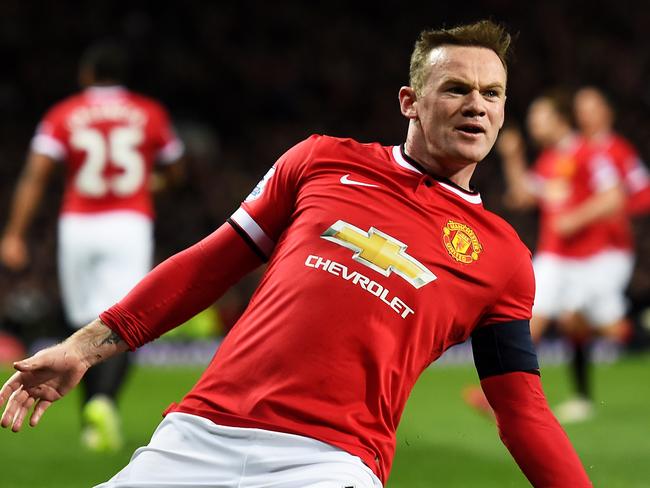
[456,124,485,135]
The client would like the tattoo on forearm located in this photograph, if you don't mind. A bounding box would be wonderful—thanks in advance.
[99,330,124,346]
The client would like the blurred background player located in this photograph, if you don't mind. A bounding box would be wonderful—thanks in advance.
[499,89,633,422]
[466,89,632,423]
[557,85,650,421]
[0,40,184,450]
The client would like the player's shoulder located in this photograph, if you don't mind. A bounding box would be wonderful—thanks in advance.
[43,91,87,118]
[296,134,388,159]
[609,133,638,155]
[309,134,385,149]
[479,208,531,258]
[121,90,167,113]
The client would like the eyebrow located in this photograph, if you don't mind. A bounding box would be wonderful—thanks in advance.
[442,77,506,92]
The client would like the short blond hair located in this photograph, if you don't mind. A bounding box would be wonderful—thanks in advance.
[409,20,512,95]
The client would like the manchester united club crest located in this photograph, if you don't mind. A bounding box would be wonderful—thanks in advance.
[442,220,482,264]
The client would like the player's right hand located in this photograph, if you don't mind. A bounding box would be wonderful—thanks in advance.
[0,344,88,432]
[0,234,29,271]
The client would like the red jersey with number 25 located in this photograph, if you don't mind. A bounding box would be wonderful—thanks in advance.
[31,86,183,218]
[167,135,534,483]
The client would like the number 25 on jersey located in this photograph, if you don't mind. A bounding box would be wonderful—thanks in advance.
[71,126,145,197]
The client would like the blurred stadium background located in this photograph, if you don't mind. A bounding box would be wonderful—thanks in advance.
[0,1,649,486]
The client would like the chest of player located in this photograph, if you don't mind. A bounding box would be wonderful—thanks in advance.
[282,167,507,343]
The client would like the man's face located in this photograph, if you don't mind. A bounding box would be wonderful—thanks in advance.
[413,45,506,165]
[574,88,611,135]
[526,99,560,147]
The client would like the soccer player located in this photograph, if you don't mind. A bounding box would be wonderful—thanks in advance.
[556,86,650,422]
[0,21,591,487]
[0,41,184,451]
[494,90,631,423]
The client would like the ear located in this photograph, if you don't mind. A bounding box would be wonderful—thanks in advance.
[399,86,418,119]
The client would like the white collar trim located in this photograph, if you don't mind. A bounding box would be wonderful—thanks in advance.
[391,145,482,204]
[437,180,482,204]
[392,145,422,174]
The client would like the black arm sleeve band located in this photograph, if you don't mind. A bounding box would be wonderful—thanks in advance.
[471,320,540,380]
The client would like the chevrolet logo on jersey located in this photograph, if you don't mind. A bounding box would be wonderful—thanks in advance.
[321,220,437,289]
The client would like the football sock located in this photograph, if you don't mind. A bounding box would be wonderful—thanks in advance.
[570,340,591,400]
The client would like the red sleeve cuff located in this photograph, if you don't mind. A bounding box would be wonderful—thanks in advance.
[100,306,145,351]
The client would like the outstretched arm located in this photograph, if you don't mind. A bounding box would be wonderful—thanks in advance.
[0,152,56,270]
[0,319,127,432]
[100,221,262,349]
[1,222,263,429]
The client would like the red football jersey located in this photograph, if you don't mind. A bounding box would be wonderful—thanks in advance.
[532,135,631,256]
[166,136,534,482]
[31,86,183,218]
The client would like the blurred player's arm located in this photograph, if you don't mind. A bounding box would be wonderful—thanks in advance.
[496,126,537,210]
[0,222,263,430]
[0,152,56,270]
[553,184,625,237]
[472,323,592,487]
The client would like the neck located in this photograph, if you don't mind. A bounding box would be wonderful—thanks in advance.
[404,133,477,191]
[583,128,611,142]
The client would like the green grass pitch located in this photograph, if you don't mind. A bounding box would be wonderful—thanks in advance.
[1,353,648,487]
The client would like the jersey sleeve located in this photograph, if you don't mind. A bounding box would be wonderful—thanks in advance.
[620,150,650,195]
[151,103,185,164]
[30,105,68,161]
[480,247,535,325]
[228,135,319,260]
[586,151,620,193]
[482,372,592,486]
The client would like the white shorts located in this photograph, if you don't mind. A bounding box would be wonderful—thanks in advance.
[58,211,153,328]
[95,412,383,488]
[532,250,634,327]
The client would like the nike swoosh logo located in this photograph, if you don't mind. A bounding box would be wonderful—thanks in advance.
[340,174,379,188]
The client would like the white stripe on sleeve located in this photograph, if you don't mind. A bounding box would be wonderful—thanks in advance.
[230,207,275,257]
[590,154,620,192]
[31,134,67,161]
[158,139,185,164]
